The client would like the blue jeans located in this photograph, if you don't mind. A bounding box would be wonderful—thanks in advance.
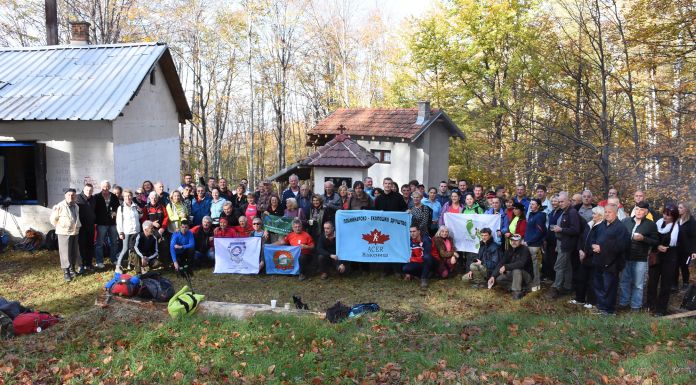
[593,270,619,314]
[96,225,119,264]
[619,260,648,309]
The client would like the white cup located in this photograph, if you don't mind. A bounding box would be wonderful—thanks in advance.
[270,300,277,308]
[284,303,291,310]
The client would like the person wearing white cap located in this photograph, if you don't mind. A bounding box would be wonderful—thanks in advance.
[487,233,533,300]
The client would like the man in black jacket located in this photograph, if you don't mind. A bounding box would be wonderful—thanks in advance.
[488,234,533,300]
[547,192,581,299]
[590,204,631,315]
[76,184,97,270]
[619,201,659,311]
[374,178,407,212]
[316,221,346,280]
[94,180,121,268]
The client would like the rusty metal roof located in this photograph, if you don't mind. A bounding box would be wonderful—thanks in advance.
[307,107,464,142]
[300,134,379,168]
[0,42,191,122]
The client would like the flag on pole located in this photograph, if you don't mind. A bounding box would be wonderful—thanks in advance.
[213,237,261,274]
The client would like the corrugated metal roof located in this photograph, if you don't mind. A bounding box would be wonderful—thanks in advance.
[0,42,188,121]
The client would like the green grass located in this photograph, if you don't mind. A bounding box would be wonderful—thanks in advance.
[1,250,695,384]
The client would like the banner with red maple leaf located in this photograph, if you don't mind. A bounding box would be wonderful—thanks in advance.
[335,210,410,263]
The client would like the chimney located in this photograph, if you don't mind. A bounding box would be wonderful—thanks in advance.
[45,0,59,45]
[69,21,91,45]
[416,101,430,125]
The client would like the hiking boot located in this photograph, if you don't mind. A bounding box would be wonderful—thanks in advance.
[420,278,428,289]
[63,269,72,282]
[512,291,524,300]
[76,266,86,275]
[320,273,328,280]
[298,274,307,281]
[545,287,560,299]
[95,263,105,270]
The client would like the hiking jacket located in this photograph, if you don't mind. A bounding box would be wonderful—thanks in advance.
[50,200,81,236]
[374,191,407,212]
[622,217,660,261]
[438,202,464,225]
[166,201,190,232]
[554,207,581,252]
[191,196,212,226]
[142,203,169,230]
[170,230,195,263]
[493,244,532,278]
[589,219,630,273]
[477,238,502,273]
[116,202,141,235]
[76,193,96,226]
[191,225,214,254]
[94,192,120,226]
[134,232,158,260]
[432,236,457,262]
[525,210,547,247]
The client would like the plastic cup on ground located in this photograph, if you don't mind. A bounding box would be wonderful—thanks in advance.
[270,300,277,308]
[284,303,291,310]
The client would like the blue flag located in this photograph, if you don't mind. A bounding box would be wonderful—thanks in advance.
[335,210,411,263]
[264,244,302,275]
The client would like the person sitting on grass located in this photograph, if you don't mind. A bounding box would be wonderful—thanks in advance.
[134,220,160,273]
[402,225,433,289]
[233,215,253,237]
[191,216,215,265]
[317,221,347,280]
[487,234,533,300]
[250,217,269,272]
[170,220,195,271]
[273,219,315,281]
[431,225,458,278]
[464,228,501,288]
[214,217,239,238]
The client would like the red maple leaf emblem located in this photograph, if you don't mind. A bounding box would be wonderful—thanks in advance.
[362,229,390,244]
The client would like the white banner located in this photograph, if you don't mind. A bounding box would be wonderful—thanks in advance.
[444,213,501,253]
[213,237,261,274]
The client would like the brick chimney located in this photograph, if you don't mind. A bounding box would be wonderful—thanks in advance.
[69,21,90,45]
[416,101,430,125]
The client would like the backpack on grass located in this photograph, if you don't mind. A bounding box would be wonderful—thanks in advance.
[12,312,61,335]
[42,229,59,251]
[168,286,204,319]
[138,272,175,302]
[0,311,14,340]
[106,273,141,297]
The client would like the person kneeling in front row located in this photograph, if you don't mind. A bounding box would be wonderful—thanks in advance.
[317,221,347,280]
[274,219,315,281]
[488,234,533,300]
[134,220,161,273]
[170,220,195,272]
[464,228,501,288]
[402,225,433,289]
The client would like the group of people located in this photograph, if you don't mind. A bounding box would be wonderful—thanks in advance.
[50,174,695,315]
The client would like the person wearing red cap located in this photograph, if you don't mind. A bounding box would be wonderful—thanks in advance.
[214,217,239,238]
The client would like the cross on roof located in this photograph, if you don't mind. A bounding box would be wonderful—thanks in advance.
[337,124,346,134]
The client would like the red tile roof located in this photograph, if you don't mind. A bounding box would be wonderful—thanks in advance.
[300,134,378,168]
[308,108,435,140]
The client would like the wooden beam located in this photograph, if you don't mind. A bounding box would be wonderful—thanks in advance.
[662,309,696,320]
[198,301,324,320]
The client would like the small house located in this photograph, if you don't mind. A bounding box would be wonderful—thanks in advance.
[0,26,191,235]
[306,101,464,189]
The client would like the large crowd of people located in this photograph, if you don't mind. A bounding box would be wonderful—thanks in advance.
[49,173,696,316]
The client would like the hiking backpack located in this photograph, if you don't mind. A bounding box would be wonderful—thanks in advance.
[167,285,204,319]
[12,312,61,335]
[0,311,14,339]
[138,272,175,302]
[42,229,59,251]
[681,284,696,311]
[106,274,141,297]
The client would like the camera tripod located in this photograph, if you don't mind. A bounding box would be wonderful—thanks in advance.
[1,203,23,237]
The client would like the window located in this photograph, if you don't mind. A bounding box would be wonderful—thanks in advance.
[0,142,47,205]
[371,149,391,164]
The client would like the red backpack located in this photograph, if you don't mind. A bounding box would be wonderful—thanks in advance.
[108,274,138,297]
[13,312,61,335]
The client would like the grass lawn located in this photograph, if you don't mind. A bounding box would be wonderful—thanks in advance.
[1,250,694,384]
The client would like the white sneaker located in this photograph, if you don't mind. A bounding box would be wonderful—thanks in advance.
[114,266,123,274]
[583,303,593,309]
[531,285,541,292]
[568,299,584,305]
[96,263,105,269]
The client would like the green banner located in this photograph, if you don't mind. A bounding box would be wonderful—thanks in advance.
[263,214,294,235]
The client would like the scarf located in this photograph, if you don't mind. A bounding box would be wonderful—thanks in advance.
[655,218,679,247]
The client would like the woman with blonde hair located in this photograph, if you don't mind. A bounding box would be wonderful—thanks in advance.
[431,225,458,278]
[676,202,696,290]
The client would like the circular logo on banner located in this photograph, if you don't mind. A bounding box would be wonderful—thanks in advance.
[273,250,295,270]
[227,242,246,263]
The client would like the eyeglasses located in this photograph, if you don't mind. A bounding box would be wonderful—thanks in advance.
[252,223,262,226]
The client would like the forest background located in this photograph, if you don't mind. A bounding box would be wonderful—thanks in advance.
[1,0,694,204]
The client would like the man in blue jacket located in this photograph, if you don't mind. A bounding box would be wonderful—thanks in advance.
[170,220,195,271]
[191,185,212,226]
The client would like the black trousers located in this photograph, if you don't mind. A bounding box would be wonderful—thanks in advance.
[78,224,95,267]
[543,238,557,281]
[299,253,315,275]
[574,263,595,304]
[648,251,677,314]
[675,253,690,288]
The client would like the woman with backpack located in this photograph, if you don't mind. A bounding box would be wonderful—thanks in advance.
[115,189,141,273]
